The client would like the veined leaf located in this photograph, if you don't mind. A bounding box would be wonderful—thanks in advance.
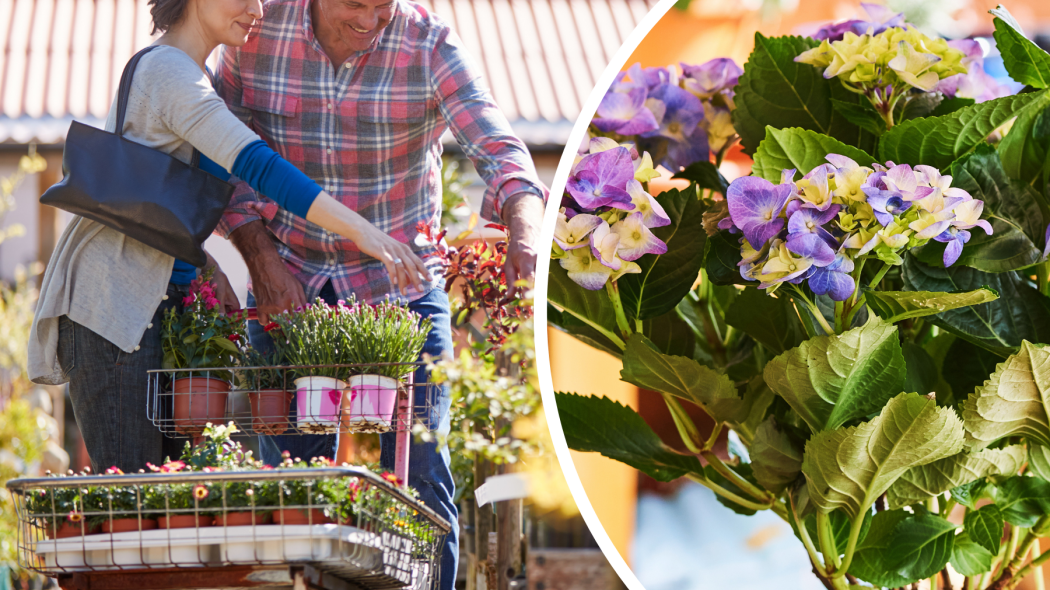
[965,505,1005,555]
[886,446,1027,509]
[850,509,918,588]
[865,288,1000,324]
[991,6,1050,90]
[998,92,1050,185]
[620,188,707,320]
[887,511,959,582]
[672,161,730,195]
[548,264,622,349]
[831,98,886,136]
[878,91,1049,170]
[733,33,875,155]
[705,231,747,286]
[902,342,939,398]
[750,417,803,495]
[950,531,996,576]
[1028,444,1050,481]
[764,317,906,433]
[555,392,702,481]
[803,392,965,519]
[725,288,805,355]
[620,334,749,424]
[902,257,1050,356]
[548,305,623,359]
[751,127,876,182]
[951,479,991,510]
[930,97,976,117]
[963,341,1050,449]
[995,475,1050,527]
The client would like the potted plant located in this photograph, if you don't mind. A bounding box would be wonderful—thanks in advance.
[146,482,216,529]
[91,468,157,533]
[161,269,247,435]
[27,477,100,538]
[213,479,276,526]
[273,455,337,525]
[237,348,293,435]
[271,300,348,433]
[339,299,431,432]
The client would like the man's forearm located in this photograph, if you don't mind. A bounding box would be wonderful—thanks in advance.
[229,220,284,278]
[501,192,544,246]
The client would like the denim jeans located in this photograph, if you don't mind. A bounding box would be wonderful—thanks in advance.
[249,283,458,590]
[58,282,187,473]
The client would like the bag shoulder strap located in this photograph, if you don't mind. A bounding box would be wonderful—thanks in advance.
[114,45,202,169]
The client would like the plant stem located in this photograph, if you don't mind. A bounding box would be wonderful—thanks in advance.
[816,511,842,572]
[1000,545,1050,590]
[1038,261,1050,297]
[835,508,870,580]
[792,493,827,578]
[844,294,866,328]
[703,422,724,451]
[606,281,633,339]
[850,258,867,307]
[834,301,845,334]
[793,287,834,336]
[662,394,705,454]
[869,263,892,290]
[1035,540,1045,590]
[556,306,626,350]
[700,450,774,504]
[685,473,771,512]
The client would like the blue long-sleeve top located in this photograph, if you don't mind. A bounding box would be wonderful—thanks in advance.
[171,140,322,284]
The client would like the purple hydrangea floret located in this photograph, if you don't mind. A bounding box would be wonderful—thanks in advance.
[593,87,660,136]
[727,176,794,249]
[566,147,636,210]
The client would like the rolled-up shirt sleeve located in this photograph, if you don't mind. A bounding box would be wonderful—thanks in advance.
[432,28,548,223]
[212,43,271,238]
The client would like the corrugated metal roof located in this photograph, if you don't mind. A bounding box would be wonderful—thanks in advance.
[0,0,659,146]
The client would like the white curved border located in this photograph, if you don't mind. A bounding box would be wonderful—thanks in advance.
[533,1,680,588]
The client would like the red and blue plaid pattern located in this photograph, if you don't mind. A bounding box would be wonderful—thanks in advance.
[213,0,547,304]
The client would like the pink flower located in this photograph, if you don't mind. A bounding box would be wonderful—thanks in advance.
[104,466,124,475]
[205,296,220,310]
[160,460,186,473]
[182,295,195,306]
[227,334,240,342]
[263,322,280,332]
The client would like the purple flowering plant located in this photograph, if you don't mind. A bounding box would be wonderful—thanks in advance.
[553,6,1050,590]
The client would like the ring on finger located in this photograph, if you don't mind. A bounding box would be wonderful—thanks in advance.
[392,257,403,264]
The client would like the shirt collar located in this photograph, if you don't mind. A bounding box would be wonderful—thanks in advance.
[302,0,402,58]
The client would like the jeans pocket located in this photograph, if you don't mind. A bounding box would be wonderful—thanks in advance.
[57,316,76,380]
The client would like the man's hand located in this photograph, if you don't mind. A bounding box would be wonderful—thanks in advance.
[229,220,307,325]
[204,252,242,315]
[501,192,545,299]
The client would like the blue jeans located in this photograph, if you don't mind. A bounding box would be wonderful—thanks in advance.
[248,283,457,590]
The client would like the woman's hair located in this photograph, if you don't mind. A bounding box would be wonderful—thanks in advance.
[148,0,189,34]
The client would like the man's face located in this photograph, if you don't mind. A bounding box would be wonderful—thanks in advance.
[317,0,397,53]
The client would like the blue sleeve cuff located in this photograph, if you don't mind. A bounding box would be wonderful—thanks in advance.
[231,140,322,219]
[197,152,232,181]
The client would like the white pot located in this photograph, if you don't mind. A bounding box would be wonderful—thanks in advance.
[345,375,399,433]
[293,376,346,433]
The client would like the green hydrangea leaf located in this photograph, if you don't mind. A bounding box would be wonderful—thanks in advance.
[802,392,965,519]
[886,511,959,582]
[850,509,916,588]
[902,257,1050,357]
[878,91,1049,170]
[1028,444,1050,481]
[733,33,875,155]
[951,479,991,510]
[886,446,1026,509]
[672,161,730,195]
[555,392,702,482]
[965,505,1005,555]
[963,341,1050,449]
[998,94,1050,186]
[991,6,1050,89]
[995,475,1050,527]
[724,288,805,355]
[751,126,876,182]
[950,531,996,576]
[705,231,747,286]
[620,334,749,424]
[865,288,1000,324]
[547,263,623,350]
[763,317,906,433]
[750,417,803,495]
[832,98,887,136]
[620,188,707,321]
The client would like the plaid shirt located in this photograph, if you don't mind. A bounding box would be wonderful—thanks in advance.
[213,0,547,304]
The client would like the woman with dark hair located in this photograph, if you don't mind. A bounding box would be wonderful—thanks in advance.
[28,0,430,472]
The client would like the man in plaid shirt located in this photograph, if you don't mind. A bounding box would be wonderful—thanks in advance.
[213,0,547,586]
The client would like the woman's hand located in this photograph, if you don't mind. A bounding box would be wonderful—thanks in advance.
[305,192,430,296]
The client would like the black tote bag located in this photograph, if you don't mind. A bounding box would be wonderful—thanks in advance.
[41,45,235,268]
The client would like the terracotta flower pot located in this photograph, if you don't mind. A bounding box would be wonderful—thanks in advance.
[101,518,158,533]
[215,511,272,526]
[275,508,331,525]
[345,375,398,433]
[172,377,230,436]
[293,377,345,433]
[248,389,292,435]
[46,521,100,539]
[157,514,214,529]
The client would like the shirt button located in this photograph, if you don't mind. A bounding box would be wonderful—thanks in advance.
[134,346,141,352]
[162,295,169,301]
[327,185,334,192]
[327,103,334,109]
[344,63,351,69]
[327,148,333,154]
[147,323,153,329]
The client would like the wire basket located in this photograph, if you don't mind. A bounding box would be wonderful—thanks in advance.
[146,363,438,437]
[8,467,449,590]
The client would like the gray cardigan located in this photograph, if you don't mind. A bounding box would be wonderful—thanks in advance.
[29,45,259,385]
